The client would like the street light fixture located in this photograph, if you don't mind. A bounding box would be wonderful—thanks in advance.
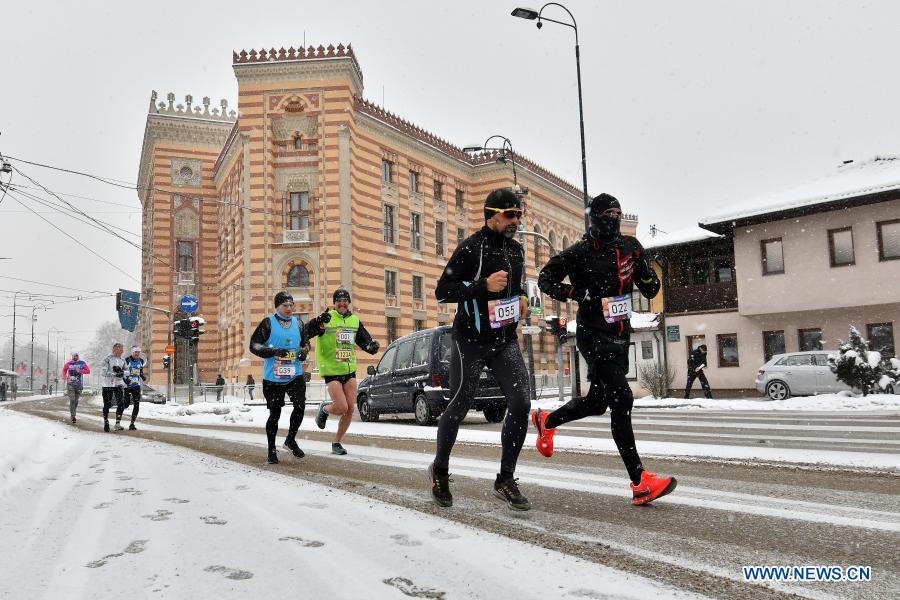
[512,2,591,234]
[28,302,53,391]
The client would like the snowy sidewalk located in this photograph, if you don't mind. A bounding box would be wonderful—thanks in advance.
[0,409,701,599]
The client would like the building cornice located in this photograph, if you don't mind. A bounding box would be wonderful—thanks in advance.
[232,53,362,96]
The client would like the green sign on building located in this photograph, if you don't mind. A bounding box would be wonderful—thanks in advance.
[666,325,680,342]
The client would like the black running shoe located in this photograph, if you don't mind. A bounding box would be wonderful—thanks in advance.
[129,423,137,431]
[315,402,331,429]
[427,463,453,508]
[331,442,347,456]
[284,438,305,458]
[104,420,110,432]
[493,474,531,511]
[267,449,279,464]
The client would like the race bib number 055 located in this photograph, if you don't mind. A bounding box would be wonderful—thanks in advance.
[602,294,632,323]
[488,297,520,329]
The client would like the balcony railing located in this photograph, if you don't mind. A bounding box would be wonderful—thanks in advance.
[413,298,425,312]
[282,229,310,244]
[665,281,737,313]
[385,294,399,308]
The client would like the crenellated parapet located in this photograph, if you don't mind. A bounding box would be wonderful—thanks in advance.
[148,90,236,121]
[233,43,355,64]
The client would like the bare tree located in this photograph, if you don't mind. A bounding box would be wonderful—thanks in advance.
[86,321,137,363]
[638,362,678,399]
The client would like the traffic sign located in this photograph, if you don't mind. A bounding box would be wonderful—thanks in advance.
[165,344,175,355]
[180,295,199,314]
[521,325,542,335]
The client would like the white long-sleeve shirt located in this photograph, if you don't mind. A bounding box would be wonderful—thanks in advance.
[100,354,127,388]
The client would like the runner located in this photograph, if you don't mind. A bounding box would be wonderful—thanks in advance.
[311,288,379,456]
[427,188,532,511]
[99,343,127,432]
[535,193,676,505]
[123,346,146,430]
[61,352,90,423]
[249,291,314,464]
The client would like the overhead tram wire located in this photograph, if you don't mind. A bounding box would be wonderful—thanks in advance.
[7,186,142,241]
[0,275,114,295]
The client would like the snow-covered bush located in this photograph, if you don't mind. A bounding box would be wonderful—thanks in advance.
[638,362,678,399]
[827,327,894,396]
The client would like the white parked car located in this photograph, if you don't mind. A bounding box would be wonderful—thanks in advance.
[755,351,852,400]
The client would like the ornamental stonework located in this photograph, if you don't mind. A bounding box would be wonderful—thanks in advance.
[171,158,202,187]
[272,114,318,141]
[174,209,200,238]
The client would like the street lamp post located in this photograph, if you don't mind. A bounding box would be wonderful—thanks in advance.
[463,136,538,401]
[28,303,53,391]
[10,290,28,396]
[512,3,591,234]
[47,327,62,393]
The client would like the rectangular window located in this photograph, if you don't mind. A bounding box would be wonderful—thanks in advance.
[176,241,194,272]
[435,221,445,257]
[687,335,706,353]
[457,226,466,245]
[414,319,426,332]
[383,204,396,244]
[384,270,397,297]
[717,333,739,367]
[690,260,710,285]
[381,159,393,183]
[828,227,855,267]
[867,322,895,358]
[763,330,786,362]
[761,238,785,275]
[433,180,443,204]
[409,170,419,193]
[455,189,464,215]
[641,340,654,360]
[386,317,398,344]
[411,212,422,251]
[287,191,309,231]
[877,219,900,261]
[799,328,823,351]
[631,289,650,312]
[412,275,424,301]
[714,259,733,282]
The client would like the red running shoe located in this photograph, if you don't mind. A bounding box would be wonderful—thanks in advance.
[531,409,557,458]
[631,471,677,506]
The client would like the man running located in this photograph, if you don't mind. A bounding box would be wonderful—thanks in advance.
[122,346,146,430]
[61,352,90,423]
[535,193,676,506]
[427,188,531,511]
[100,343,128,432]
[311,288,379,456]
[249,291,315,464]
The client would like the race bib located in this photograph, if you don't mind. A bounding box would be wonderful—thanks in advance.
[337,329,355,344]
[488,296,520,329]
[130,368,141,377]
[602,294,632,323]
[274,359,296,380]
[335,348,353,362]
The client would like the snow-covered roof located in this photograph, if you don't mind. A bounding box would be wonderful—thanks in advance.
[565,312,659,334]
[642,226,722,250]
[701,155,900,227]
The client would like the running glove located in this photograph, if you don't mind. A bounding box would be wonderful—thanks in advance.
[365,341,380,354]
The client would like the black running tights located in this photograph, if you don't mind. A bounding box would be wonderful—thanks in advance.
[263,377,306,451]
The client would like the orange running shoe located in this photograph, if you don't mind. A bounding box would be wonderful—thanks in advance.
[531,409,557,458]
[630,471,677,505]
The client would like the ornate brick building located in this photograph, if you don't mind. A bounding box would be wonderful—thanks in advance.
[136,44,637,386]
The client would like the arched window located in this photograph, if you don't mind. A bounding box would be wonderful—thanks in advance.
[287,264,310,288]
[533,224,543,269]
[562,235,570,251]
[548,231,556,257]
[293,136,303,150]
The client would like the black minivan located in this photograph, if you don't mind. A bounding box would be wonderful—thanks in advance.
[357,326,507,425]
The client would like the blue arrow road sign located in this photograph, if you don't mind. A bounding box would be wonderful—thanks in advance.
[180,295,199,314]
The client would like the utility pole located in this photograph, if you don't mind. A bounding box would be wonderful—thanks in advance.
[118,298,173,403]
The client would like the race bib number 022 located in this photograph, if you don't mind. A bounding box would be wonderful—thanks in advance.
[602,294,632,323]
[488,297,520,329]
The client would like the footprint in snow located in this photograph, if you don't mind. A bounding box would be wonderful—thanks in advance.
[297,502,327,509]
[164,498,190,504]
[566,590,618,599]
[142,510,173,522]
[117,476,133,481]
[429,529,460,540]
[204,565,253,580]
[113,488,144,496]
[94,502,113,509]
[279,536,324,548]
[85,540,148,568]
[390,534,422,547]
[200,515,227,525]
[234,484,250,491]
[383,577,445,599]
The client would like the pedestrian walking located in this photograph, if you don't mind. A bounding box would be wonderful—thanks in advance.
[100,343,128,432]
[123,346,147,430]
[246,374,255,401]
[215,373,225,401]
[310,288,380,456]
[427,188,532,511]
[0,380,6,402]
[534,193,677,506]
[684,344,713,399]
[249,292,313,464]
[61,352,90,423]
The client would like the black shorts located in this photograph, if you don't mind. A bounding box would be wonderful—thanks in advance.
[575,324,630,372]
[263,376,306,409]
[323,373,356,384]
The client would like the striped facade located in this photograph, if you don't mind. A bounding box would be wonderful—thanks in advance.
[137,44,638,387]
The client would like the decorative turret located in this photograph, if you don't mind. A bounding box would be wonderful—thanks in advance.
[147,90,236,121]
[232,43,355,64]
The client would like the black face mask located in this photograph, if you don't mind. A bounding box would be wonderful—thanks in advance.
[589,214,620,241]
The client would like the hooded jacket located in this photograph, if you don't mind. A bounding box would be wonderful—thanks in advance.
[538,234,660,340]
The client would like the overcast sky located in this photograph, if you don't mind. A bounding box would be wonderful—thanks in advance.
[2,0,899,355]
